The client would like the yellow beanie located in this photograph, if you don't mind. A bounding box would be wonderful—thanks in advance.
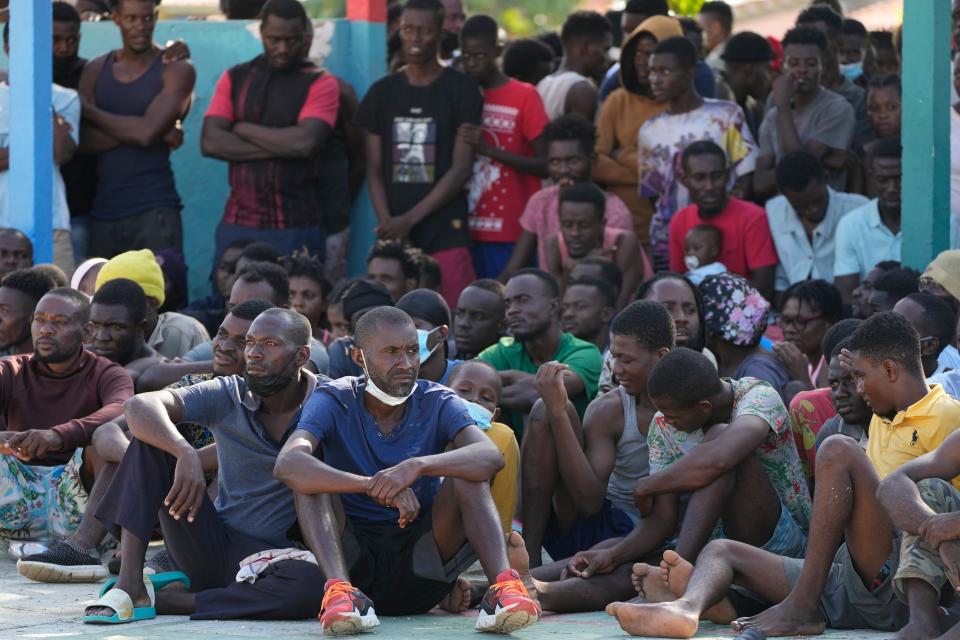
[925,250,960,302]
[95,249,166,306]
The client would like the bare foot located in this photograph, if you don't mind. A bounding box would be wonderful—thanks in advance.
[660,550,695,598]
[506,531,541,609]
[606,600,700,638]
[439,575,472,613]
[733,598,826,637]
[631,562,675,603]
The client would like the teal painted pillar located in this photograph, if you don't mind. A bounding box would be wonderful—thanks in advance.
[9,0,53,263]
[901,0,951,269]
[345,2,386,277]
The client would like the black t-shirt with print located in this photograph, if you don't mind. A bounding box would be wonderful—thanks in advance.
[355,67,482,254]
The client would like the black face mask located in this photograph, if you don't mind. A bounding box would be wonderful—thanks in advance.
[244,350,300,398]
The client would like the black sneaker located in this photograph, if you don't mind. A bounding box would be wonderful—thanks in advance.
[17,541,106,583]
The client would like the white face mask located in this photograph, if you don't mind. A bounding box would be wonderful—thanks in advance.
[361,350,416,407]
[684,255,701,271]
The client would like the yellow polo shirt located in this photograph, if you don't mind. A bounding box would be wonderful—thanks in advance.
[867,384,960,489]
[486,421,520,535]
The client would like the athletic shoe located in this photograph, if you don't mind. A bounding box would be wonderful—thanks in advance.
[475,568,540,633]
[17,541,106,583]
[319,578,379,635]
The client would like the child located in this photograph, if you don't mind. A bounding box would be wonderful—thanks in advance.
[683,224,727,284]
[545,182,647,309]
[458,15,550,280]
[445,359,519,538]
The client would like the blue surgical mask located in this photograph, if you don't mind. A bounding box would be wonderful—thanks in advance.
[840,62,863,82]
[417,327,441,363]
[464,399,493,430]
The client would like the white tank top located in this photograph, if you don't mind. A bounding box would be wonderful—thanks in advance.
[537,71,591,120]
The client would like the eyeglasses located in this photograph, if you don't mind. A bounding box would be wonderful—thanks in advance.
[778,313,824,330]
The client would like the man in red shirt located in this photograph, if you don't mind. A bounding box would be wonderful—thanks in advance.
[669,140,778,301]
[201,0,339,264]
[458,15,550,280]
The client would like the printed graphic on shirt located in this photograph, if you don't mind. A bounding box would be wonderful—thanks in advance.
[393,117,436,184]
[468,103,520,233]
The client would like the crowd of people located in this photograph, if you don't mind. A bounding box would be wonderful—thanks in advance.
[3,0,960,637]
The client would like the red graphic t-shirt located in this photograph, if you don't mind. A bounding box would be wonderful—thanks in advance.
[467,79,549,244]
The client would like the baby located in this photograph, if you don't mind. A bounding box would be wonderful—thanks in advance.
[683,224,727,285]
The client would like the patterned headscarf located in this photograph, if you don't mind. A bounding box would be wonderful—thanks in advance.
[699,273,770,347]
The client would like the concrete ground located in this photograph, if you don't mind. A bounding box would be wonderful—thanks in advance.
[0,554,900,640]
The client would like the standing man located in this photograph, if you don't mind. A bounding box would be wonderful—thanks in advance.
[479,269,602,438]
[720,32,775,141]
[458,14,549,280]
[537,11,612,121]
[833,137,902,303]
[752,27,855,201]
[439,0,466,62]
[766,150,868,294]
[0,22,78,274]
[201,0,339,263]
[697,1,733,73]
[78,0,195,258]
[638,36,756,271]
[357,0,483,308]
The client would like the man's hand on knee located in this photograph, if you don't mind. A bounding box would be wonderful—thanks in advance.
[165,447,205,523]
[920,512,960,549]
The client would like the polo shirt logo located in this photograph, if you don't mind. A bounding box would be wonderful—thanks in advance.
[911,430,919,447]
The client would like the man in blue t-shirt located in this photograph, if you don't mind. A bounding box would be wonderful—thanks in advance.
[276,306,540,635]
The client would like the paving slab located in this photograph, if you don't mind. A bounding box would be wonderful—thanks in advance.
[0,555,897,640]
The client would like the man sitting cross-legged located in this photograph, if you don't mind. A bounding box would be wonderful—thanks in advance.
[82,308,327,624]
[0,288,133,545]
[605,312,959,637]
[519,300,674,612]
[18,299,273,583]
[274,307,540,635]
[587,348,811,613]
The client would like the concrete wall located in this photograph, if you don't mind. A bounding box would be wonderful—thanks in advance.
[5,19,381,299]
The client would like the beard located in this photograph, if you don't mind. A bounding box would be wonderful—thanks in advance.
[35,343,78,364]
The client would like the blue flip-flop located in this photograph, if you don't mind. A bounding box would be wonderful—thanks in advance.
[98,570,190,598]
[83,579,156,624]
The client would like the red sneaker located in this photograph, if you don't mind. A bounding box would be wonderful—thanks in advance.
[475,569,541,633]
[318,579,379,636]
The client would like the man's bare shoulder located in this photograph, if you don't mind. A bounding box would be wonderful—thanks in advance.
[584,388,625,437]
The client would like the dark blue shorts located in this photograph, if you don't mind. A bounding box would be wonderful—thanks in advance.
[543,499,635,561]
[470,242,515,280]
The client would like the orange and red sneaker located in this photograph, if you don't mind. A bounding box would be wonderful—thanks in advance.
[318,578,379,636]
[475,568,541,633]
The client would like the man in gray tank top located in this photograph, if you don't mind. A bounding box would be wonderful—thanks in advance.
[516,300,675,612]
[77,0,195,259]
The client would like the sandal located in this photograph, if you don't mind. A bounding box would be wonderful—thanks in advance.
[83,577,156,624]
[99,570,190,597]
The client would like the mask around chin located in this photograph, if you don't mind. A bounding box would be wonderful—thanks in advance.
[361,350,416,407]
[244,351,300,397]
[840,62,863,82]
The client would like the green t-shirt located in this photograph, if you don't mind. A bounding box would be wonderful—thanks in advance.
[478,332,602,437]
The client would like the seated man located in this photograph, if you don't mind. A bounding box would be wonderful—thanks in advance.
[545,182,645,310]
[479,268,602,439]
[83,309,326,624]
[605,312,958,638]
[326,278,394,379]
[521,301,674,612]
[576,348,810,595]
[452,278,507,360]
[0,267,57,357]
[561,276,617,353]
[0,228,33,278]
[275,307,540,634]
[88,279,162,385]
[96,250,209,359]
[395,288,462,385]
[0,288,133,543]
[17,299,273,583]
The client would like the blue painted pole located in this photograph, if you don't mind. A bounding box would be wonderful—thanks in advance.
[9,0,53,263]
[345,2,386,277]
[901,0,951,269]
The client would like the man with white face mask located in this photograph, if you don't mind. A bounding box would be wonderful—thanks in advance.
[395,288,462,385]
[275,306,540,636]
